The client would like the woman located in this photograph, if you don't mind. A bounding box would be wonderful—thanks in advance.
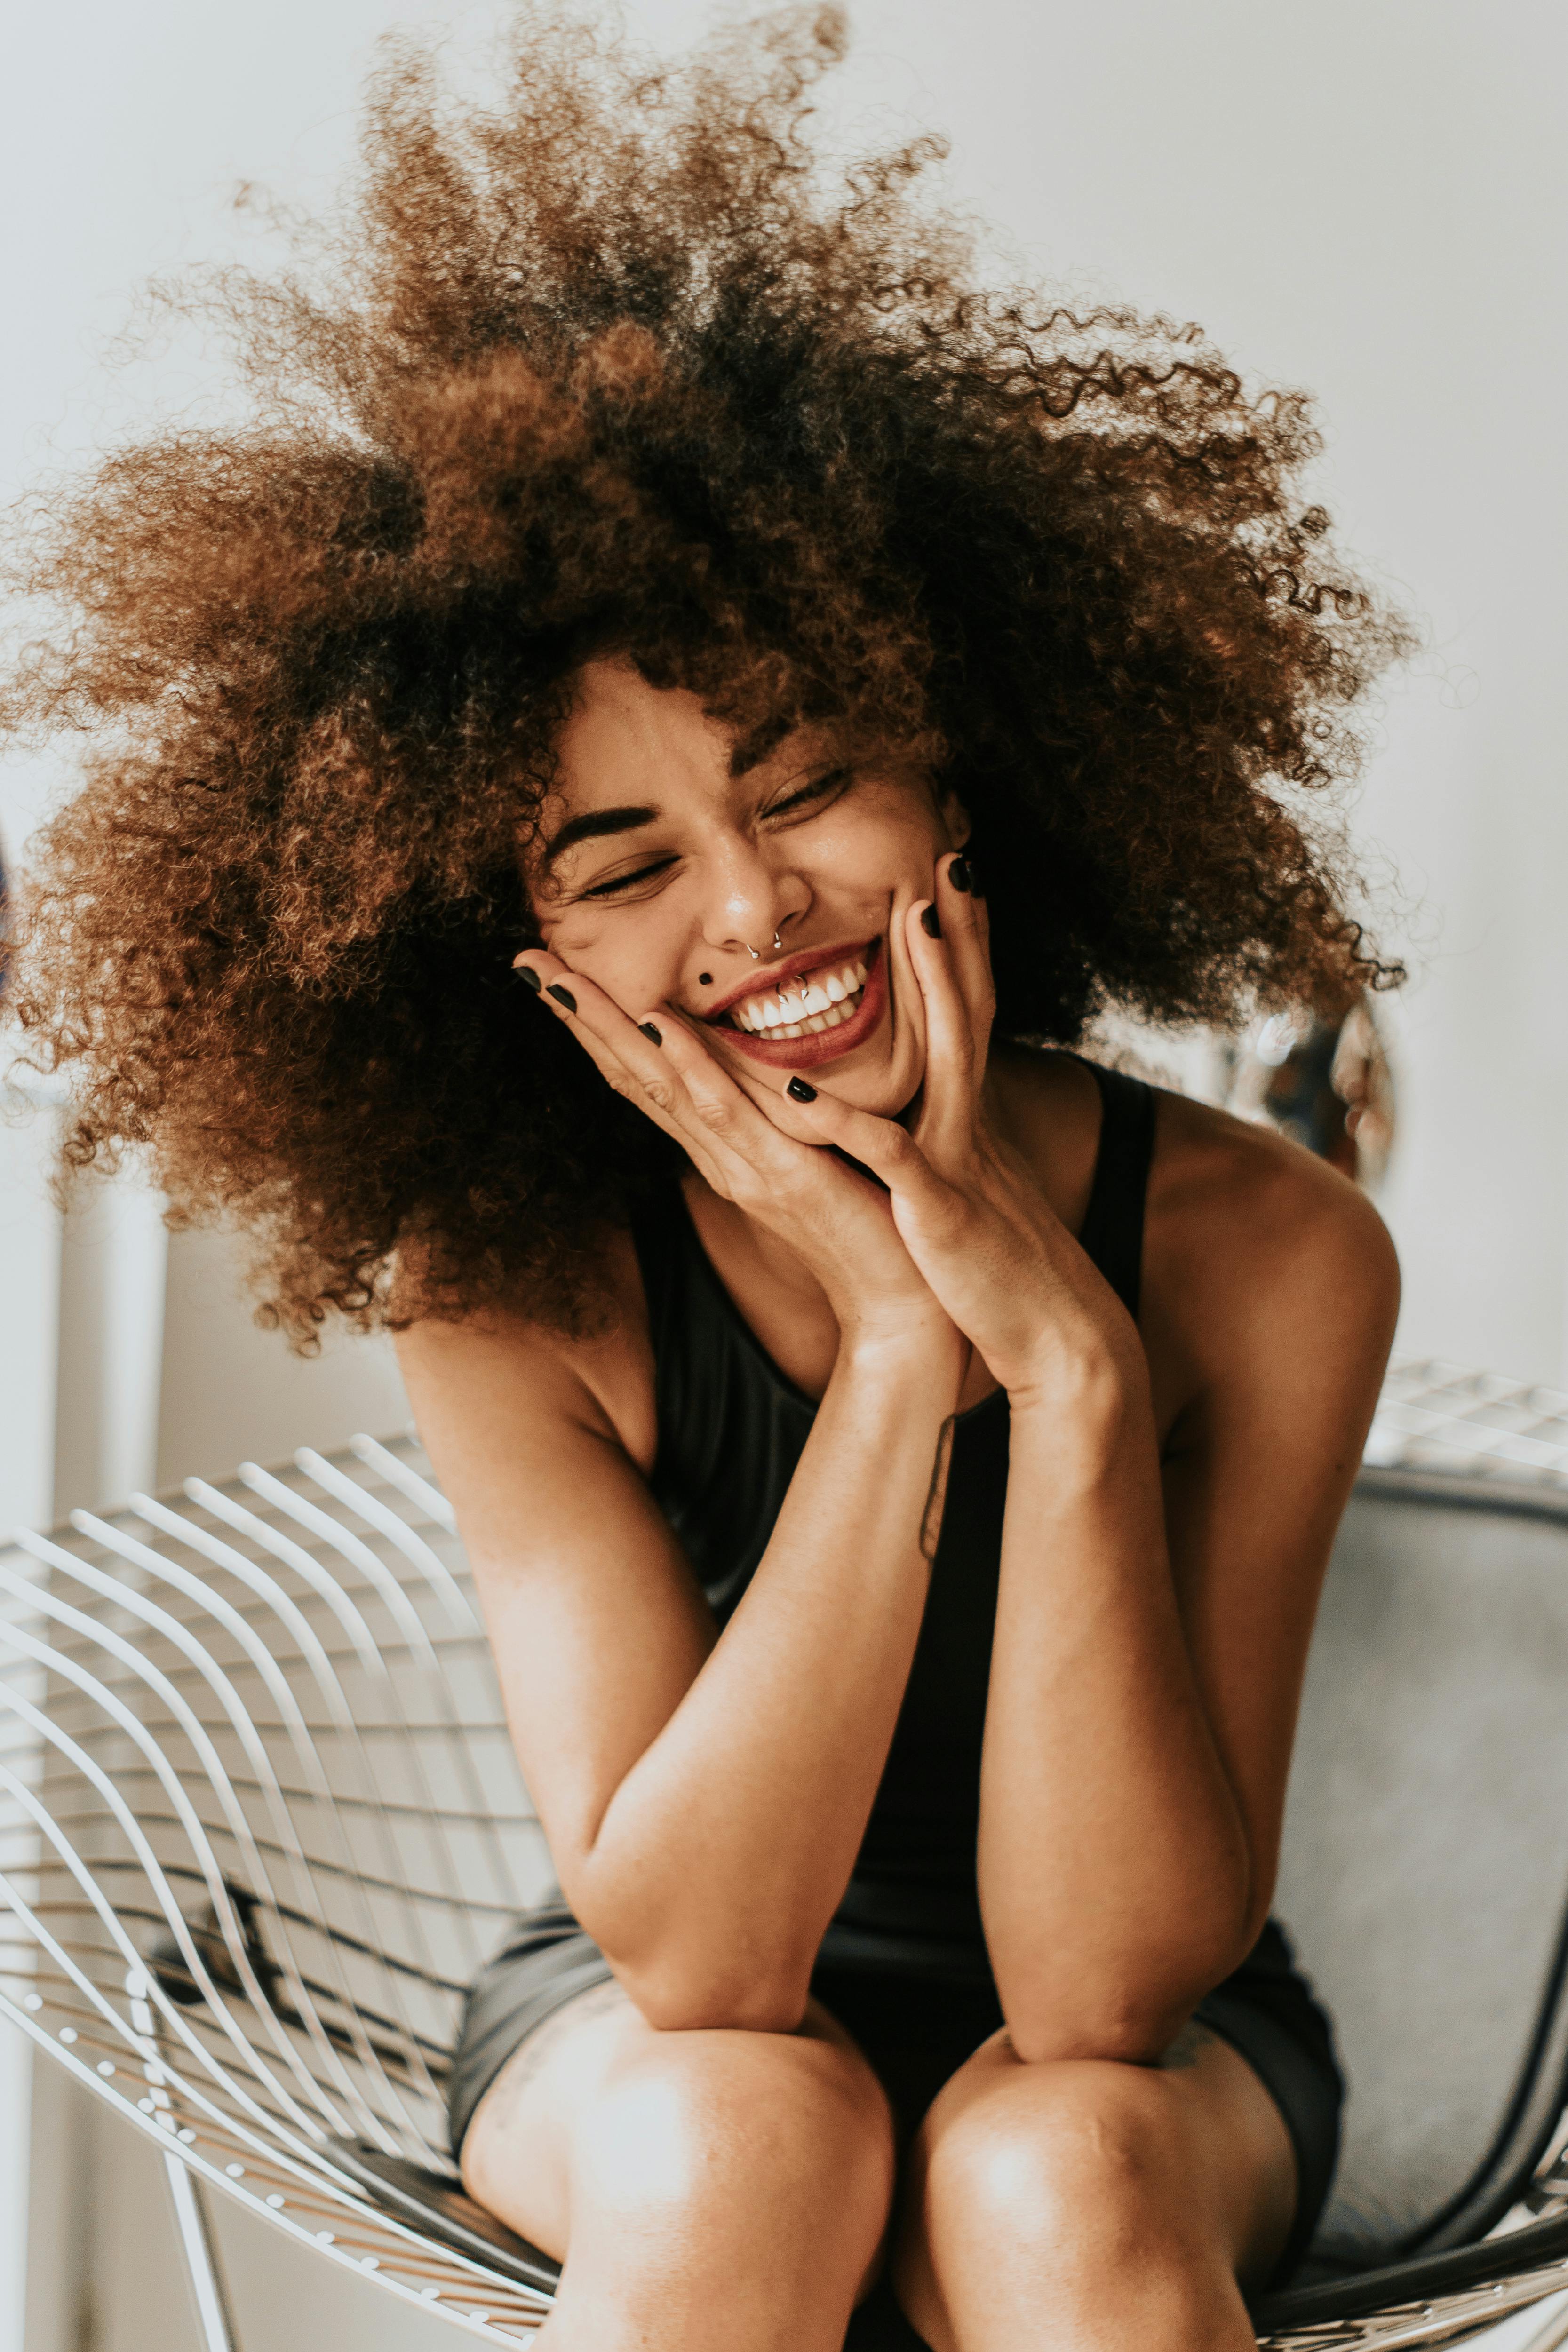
[7,10,1405,2346]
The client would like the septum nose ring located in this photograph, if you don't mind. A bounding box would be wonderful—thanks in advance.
[746,931,784,960]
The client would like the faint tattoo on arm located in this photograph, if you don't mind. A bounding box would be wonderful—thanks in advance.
[921,1415,958,1565]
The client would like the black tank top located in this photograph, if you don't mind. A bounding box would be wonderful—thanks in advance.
[629,1059,1157,1986]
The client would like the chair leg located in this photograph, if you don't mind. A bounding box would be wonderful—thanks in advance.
[163,2153,241,2352]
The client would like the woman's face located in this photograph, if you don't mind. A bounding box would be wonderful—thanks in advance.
[525,659,969,1116]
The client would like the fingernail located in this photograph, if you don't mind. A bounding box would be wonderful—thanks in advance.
[786,1076,817,1104]
[920,904,942,939]
[638,1021,662,1045]
[546,983,577,1012]
[516,965,543,993]
[948,857,972,893]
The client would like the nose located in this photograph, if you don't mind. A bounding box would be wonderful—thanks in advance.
[700,829,809,961]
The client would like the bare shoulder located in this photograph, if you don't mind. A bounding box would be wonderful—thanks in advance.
[990,1044,1397,1376]
[393,1222,659,1485]
[1143,1087,1400,1442]
[1148,1085,1398,1307]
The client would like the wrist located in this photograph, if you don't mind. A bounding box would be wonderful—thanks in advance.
[836,1311,967,1387]
[1005,1338,1144,1438]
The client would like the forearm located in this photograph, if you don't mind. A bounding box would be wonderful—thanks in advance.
[573,1335,959,2029]
[978,1378,1251,2063]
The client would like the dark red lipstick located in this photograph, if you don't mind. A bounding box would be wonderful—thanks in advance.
[709,937,888,1072]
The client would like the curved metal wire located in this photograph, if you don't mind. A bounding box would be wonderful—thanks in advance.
[0,1431,551,2338]
[0,1367,1566,2348]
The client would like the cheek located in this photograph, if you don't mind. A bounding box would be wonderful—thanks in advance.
[805,791,943,888]
[536,905,683,1015]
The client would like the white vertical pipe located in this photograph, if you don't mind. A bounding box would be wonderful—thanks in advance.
[0,1073,64,2352]
[0,1077,63,1542]
[52,1162,168,1518]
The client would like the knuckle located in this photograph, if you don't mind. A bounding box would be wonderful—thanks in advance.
[641,1078,680,1118]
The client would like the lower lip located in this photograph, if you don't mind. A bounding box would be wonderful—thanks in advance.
[711,940,888,1071]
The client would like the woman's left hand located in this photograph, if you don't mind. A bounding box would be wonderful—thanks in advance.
[768,853,1143,1414]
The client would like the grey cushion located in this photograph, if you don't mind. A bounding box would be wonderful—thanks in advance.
[1276,1475,1568,2265]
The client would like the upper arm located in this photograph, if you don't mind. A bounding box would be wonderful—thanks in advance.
[1146,1108,1400,1934]
[394,1298,718,1898]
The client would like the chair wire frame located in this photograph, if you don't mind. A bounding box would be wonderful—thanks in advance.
[1,1354,1568,2349]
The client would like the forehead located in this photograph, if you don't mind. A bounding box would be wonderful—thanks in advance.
[556,663,724,804]
[552,660,813,811]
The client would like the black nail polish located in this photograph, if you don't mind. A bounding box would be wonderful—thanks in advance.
[516,965,543,993]
[948,857,972,893]
[787,1076,817,1104]
[920,904,942,939]
[638,1022,663,1045]
[546,983,577,1012]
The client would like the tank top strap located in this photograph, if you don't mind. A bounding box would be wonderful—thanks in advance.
[1075,1061,1156,1320]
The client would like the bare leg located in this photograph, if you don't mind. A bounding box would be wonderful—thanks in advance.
[461,1977,897,2352]
[893,2020,1297,2352]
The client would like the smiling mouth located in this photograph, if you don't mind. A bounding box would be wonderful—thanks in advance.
[718,950,871,1039]
[708,938,886,1068]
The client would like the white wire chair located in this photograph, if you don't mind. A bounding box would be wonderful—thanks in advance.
[0,1432,556,2341]
[6,1357,1568,2351]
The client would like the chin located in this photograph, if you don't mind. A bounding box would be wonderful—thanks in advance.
[828,1061,924,1118]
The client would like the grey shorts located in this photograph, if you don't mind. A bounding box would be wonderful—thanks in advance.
[447,1905,1341,2292]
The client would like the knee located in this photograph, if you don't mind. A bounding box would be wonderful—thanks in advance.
[923,2059,1195,2266]
[582,2021,894,2228]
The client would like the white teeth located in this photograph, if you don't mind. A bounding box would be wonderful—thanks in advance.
[730,954,870,1038]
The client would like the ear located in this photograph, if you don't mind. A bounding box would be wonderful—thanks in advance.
[937,785,972,850]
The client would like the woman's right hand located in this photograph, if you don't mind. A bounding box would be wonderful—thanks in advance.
[515,950,961,1363]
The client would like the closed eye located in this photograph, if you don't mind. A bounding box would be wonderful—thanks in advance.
[575,771,852,899]
[764,766,853,820]
[579,856,679,899]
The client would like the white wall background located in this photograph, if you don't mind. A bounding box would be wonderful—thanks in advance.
[1,2,1563,2346]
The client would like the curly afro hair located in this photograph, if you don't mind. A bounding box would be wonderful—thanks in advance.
[2,4,1408,1344]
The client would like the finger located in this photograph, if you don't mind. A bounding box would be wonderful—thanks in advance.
[903,894,982,1170]
[939,851,996,1047]
[765,1075,964,1232]
[515,952,807,1196]
[515,946,719,1167]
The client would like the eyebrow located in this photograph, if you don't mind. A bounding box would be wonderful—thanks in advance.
[540,804,659,871]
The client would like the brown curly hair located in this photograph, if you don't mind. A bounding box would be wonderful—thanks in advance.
[2,4,1408,1344]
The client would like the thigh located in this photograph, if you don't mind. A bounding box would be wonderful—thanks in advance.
[893,2014,1298,2319]
[460,1972,893,2265]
